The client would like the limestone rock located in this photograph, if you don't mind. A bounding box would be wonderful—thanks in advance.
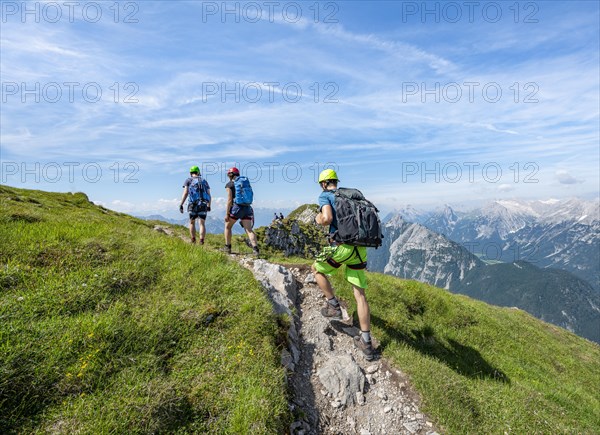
[317,354,365,406]
[365,364,379,374]
[296,207,318,225]
[252,260,297,315]
[403,421,421,434]
[304,273,317,285]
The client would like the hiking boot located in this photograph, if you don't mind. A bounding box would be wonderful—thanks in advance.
[321,303,342,320]
[199,239,204,245]
[191,237,196,244]
[221,245,232,254]
[252,246,260,258]
[353,335,374,361]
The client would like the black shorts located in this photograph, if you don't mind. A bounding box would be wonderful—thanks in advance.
[229,204,254,221]
[188,202,207,220]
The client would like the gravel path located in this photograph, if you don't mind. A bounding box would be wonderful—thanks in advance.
[240,258,441,435]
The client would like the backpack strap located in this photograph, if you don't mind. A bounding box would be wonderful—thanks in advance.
[348,246,367,269]
[355,247,363,263]
[326,257,343,269]
[332,246,368,270]
[201,177,210,202]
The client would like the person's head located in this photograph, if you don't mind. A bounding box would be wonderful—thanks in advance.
[227,166,240,180]
[318,169,339,191]
[190,165,200,177]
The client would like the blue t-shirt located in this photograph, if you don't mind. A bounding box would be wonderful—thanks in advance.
[318,190,337,234]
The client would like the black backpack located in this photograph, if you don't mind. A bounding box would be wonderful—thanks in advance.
[333,188,383,248]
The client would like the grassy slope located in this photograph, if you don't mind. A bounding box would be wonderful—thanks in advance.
[0,185,288,434]
[3,187,599,434]
[329,271,600,434]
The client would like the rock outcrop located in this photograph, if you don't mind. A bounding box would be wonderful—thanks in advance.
[258,207,328,258]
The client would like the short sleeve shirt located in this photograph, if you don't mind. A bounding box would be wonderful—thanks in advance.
[225,180,235,200]
[318,190,337,234]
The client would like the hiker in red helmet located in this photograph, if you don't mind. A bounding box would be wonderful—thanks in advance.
[223,167,259,257]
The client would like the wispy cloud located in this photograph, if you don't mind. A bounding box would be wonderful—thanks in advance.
[556,170,583,185]
[2,2,598,211]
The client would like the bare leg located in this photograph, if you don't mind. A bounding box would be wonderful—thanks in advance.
[240,219,257,247]
[224,219,236,246]
[198,218,206,242]
[353,285,371,332]
[312,265,335,299]
[189,219,196,241]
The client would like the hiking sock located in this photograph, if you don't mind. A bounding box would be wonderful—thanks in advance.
[361,330,372,343]
[327,297,340,308]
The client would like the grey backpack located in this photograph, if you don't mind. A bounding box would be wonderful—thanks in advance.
[333,188,383,248]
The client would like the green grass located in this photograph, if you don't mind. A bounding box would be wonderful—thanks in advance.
[0,185,289,434]
[329,270,600,434]
[3,186,599,434]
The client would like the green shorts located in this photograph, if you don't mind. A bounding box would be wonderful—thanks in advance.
[313,244,368,289]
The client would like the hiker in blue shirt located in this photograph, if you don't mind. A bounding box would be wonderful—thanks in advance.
[179,165,211,245]
[312,169,374,361]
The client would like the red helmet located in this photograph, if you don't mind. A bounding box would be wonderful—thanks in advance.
[227,167,240,176]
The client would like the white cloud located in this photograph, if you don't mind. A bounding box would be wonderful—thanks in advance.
[556,170,583,185]
[111,199,134,208]
[157,198,180,206]
[498,184,515,193]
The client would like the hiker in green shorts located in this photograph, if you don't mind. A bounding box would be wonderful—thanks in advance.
[311,169,374,361]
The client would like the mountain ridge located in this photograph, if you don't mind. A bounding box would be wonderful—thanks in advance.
[370,215,600,343]
[389,198,600,290]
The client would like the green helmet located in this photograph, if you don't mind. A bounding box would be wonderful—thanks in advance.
[318,168,339,183]
[189,165,200,174]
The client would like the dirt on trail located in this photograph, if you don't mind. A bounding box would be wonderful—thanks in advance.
[239,258,441,435]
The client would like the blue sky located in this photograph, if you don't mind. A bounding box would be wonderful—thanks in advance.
[1,1,598,218]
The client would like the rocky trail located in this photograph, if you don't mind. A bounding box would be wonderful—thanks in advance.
[239,258,441,435]
[153,225,440,434]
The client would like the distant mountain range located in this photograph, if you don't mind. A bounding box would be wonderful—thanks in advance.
[370,198,600,343]
[137,208,293,235]
[390,198,599,291]
[137,214,236,234]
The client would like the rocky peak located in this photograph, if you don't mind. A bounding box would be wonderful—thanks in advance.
[257,204,328,258]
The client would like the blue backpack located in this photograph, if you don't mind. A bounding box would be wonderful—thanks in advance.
[188,177,209,204]
[233,176,253,206]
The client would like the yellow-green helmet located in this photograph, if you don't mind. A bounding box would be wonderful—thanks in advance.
[189,165,200,174]
[318,169,339,183]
